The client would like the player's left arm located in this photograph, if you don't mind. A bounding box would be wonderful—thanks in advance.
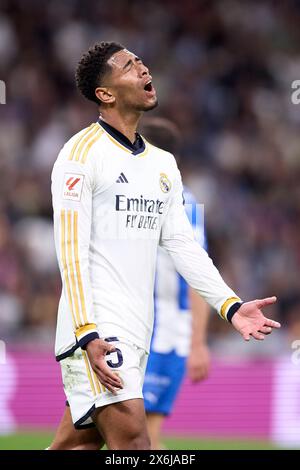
[160,165,281,340]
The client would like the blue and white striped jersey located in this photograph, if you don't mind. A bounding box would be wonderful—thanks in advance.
[151,187,207,356]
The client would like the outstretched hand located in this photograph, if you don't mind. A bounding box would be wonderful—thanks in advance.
[86,338,123,394]
[231,296,281,341]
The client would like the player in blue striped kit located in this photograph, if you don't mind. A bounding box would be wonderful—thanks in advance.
[141,118,211,449]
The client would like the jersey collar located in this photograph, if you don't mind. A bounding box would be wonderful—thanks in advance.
[97,118,146,156]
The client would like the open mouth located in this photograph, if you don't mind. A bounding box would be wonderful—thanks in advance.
[144,81,153,92]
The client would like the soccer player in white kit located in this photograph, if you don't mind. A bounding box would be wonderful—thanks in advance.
[49,118,210,450]
[50,42,280,450]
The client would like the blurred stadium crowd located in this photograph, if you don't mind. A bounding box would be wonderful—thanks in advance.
[0,0,300,354]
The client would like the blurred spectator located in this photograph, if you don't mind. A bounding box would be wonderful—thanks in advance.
[0,0,299,353]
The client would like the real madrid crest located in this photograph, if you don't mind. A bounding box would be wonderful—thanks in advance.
[159,173,172,193]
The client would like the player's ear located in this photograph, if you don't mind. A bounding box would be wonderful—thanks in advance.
[95,87,116,105]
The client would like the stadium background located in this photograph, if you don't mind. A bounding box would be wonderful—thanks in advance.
[0,0,300,449]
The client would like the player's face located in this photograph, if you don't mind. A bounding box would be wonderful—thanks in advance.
[106,49,158,112]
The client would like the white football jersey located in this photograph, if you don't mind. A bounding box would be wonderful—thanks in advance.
[51,119,241,360]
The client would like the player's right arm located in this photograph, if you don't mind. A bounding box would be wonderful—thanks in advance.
[51,143,122,393]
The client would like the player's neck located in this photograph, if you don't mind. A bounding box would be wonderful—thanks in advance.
[99,109,141,144]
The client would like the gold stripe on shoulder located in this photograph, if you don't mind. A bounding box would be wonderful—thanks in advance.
[68,123,96,161]
[81,129,103,164]
[74,125,100,162]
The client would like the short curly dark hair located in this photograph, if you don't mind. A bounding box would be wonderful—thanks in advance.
[75,41,124,105]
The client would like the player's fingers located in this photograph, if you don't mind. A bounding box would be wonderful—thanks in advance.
[251,331,265,341]
[255,296,277,309]
[200,364,209,379]
[198,369,208,381]
[191,367,206,382]
[258,326,272,335]
[100,381,118,395]
[106,374,123,388]
[96,372,122,394]
[264,317,281,329]
[106,376,123,389]
[241,330,251,341]
[95,364,123,386]
[105,344,116,353]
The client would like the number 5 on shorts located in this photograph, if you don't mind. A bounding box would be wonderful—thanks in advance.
[105,337,124,368]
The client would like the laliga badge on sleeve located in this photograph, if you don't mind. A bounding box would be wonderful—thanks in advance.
[62,173,85,201]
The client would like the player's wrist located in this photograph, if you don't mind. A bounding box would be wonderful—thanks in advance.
[79,332,100,350]
[75,323,100,350]
[220,297,243,321]
[227,302,244,323]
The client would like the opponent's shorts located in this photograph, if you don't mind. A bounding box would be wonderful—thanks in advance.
[143,350,186,415]
[60,337,148,429]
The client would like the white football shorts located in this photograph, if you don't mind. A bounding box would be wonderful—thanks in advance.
[60,336,148,428]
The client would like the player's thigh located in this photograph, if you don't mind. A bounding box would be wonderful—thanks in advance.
[92,398,150,450]
[92,339,150,449]
[50,406,103,450]
[60,338,149,449]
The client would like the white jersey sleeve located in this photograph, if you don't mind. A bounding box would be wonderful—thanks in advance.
[159,165,242,321]
[51,142,100,349]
